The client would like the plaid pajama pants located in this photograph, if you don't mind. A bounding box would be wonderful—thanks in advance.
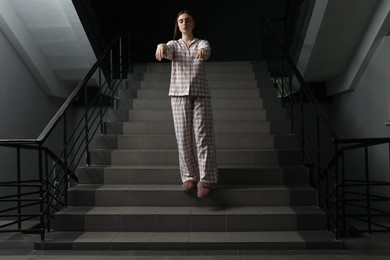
[170,96,218,184]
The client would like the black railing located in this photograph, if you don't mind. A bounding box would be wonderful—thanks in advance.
[0,24,131,240]
[262,0,390,238]
[331,138,390,236]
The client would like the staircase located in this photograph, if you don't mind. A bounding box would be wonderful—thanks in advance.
[35,61,342,250]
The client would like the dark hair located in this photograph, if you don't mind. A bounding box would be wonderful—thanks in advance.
[173,10,196,40]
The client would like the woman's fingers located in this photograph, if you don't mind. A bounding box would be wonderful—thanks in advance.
[155,48,163,61]
[197,49,207,60]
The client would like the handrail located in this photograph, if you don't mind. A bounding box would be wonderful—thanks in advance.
[262,8,390,237]
[0,21,132,240]
[287,55,338,139]
[263,18,338,140]
[36,36,117,143]
[0,25,128,145]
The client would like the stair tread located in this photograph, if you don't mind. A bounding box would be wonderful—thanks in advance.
[69,184,315,190]
[94,148,300,152]
[98,133,294,137]
[80,164,305,169]
[126,108,284,111]
[86,165,306,169]
[36,230,342,250]
[57,205,325,215]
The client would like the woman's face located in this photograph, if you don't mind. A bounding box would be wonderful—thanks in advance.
[177,13,195,34]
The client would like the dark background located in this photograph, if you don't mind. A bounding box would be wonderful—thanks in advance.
[72,0,289,62]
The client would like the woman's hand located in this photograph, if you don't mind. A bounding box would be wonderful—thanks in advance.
[197,48,208,60]
[155,44,166,61]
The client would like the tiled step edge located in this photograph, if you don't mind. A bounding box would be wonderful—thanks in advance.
[76,165,309,185]
[53,206,328,232]
[34,231,342,250]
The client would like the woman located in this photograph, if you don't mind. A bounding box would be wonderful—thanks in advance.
[155,10,217,198]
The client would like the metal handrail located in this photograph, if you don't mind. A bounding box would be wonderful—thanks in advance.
[0,22,131,240]
[262,7,390,237]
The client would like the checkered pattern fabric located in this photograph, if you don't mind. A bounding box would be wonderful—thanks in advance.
[171,96,218,184]
[163,38,211,97]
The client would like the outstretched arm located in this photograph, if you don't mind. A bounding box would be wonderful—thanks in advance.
[196,40,211,61]
[196,48,209,61]
[155,44,166,61]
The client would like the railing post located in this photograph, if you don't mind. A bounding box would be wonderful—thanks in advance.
[84,84,90,166]
[300,81,304,163]
[110,48,114,106]
[16,147,21,230]
[365,145,371,234]
[334,143,339,238]
[127,29,133,73]
[63,113,68,181]
[119,35,123,83]
[99,68,104,134]
[63,112,69,204]
[289,63,293,133]
[38,144,45,241]
[341,148,346,234]
[316,117,321,196]
[325,166,330,230]
[44,152,50,233]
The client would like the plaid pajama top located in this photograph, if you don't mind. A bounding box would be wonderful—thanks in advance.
[163,38,211,97]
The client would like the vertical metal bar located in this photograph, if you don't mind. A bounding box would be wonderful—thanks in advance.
[365,145,371,234]
[341,149,346,234]
[325,165,330,230]
[84,83,90,166]
[334,144,339,238]
[284,1,289,49]
[300,82,304,163]
[316,117,321,202]
[110,48,114,105]
[63,112,69,206]
[119,35,123,84]
[262,20,265,59]
[63,113,68,181]
[127,29,132,73]
[289,63,293,133]
[99,68,103,134]
[16,147,21,230]
[38,144,45,241]
[280,50,284,103]
[44,152,50,233]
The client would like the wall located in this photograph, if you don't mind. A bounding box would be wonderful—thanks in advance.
[0,27,63,212]
[330,36,390,219]
[73,0,289,63]
[0,29,63,140]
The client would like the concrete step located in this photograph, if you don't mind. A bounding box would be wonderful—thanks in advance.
[143,72,256,81]
[77,165,309,185]
[136,88,261,99]
[127,108,273,121]
[53,206,327,232]
[132,98,264,109]
[124,109,287,122]
[66,184,318,207]
[138,80,258,89]
[105,120,292,135]
[89,149,302,166]
[108,108,287,122]
[146,61,255,73]
[112,97,282,114]
[92,133,298,150]
[35,230,342,250]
